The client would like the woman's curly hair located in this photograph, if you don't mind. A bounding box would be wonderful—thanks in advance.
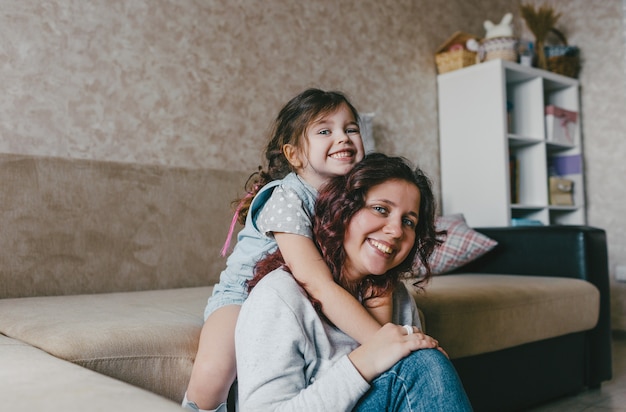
[250,153,444,312]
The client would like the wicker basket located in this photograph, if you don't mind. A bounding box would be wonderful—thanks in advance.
[436,49,477,74]
[547,55,579,78]
[435,31,479,74]
[544,29,580,78]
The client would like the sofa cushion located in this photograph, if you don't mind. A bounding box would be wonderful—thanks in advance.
[410,274,600,359]
[0,287,211,402]
[0,334,182,411]
[412,214,497,276]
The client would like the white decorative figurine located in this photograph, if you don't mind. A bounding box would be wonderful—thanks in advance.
[484,13,514,39]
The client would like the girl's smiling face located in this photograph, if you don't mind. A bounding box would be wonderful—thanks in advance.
[285,103,365,189]
[342,179,420,282]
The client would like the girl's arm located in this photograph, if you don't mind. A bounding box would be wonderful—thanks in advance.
[274,232,389,344]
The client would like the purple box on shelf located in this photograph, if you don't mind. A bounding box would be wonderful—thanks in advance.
[550,154,582,176]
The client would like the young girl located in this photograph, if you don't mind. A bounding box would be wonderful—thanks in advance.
[183,89,392,412]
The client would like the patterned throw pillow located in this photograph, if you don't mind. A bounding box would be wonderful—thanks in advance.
[413,214,498,276]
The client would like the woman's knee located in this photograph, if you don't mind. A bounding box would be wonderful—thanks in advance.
[365,350,471,411]
[395,349,459,387]
[403,348,450,369]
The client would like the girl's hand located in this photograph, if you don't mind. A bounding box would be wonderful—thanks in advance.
[347,323,445,382]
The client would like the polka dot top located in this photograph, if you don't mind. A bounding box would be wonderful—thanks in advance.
[257,182,314,239]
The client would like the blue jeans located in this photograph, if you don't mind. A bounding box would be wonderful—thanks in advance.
[354,349,473,412]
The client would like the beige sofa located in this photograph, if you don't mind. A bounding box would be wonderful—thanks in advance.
[0,154,612,412]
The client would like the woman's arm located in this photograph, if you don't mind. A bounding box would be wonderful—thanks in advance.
[235,272,370,412]
[235,273,442,411]
[275,232,388,343]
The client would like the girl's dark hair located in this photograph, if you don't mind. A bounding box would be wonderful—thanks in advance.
[250,153,444,311]
[235,88,360,224]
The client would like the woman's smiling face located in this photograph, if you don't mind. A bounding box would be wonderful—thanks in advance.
[342,179,420,282]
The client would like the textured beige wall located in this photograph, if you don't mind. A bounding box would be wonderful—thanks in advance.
[0,0,512,175]
[1,0,625,328]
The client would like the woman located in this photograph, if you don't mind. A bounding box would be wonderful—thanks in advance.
[235,153,472,411]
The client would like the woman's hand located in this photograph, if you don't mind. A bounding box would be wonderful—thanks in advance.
[347,323,445,382]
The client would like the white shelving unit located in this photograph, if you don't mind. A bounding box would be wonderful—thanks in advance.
[437,59,586,227]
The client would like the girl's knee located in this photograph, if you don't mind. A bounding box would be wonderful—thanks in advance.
[201,357,237,380]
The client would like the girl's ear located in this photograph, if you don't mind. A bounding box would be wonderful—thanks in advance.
[283,144,302,168]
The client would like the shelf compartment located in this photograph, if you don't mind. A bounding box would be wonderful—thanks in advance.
[543,79,578,112]
[549,207,586,225]
[508,142,548,206]
[511,207,549,226]
[547,154,585,208]
[506,76,544,139]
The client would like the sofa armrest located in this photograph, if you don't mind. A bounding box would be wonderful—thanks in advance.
[458,226,606,279]
[455,225,612,387]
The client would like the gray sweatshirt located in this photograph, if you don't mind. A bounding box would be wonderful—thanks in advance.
[235,270,421,412]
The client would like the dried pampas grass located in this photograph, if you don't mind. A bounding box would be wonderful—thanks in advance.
[520,3,561,69]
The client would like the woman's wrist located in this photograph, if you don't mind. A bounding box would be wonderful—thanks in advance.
[347,347,377,382]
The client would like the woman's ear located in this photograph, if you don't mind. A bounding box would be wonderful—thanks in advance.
[283,144,302,168]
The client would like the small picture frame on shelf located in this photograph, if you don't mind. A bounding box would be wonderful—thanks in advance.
[549,177,574,206]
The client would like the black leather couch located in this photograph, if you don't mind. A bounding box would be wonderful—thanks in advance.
[451,225,612,411]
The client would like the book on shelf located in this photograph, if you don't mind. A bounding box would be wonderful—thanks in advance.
[511,218,544,226]
[509,155,519,204]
